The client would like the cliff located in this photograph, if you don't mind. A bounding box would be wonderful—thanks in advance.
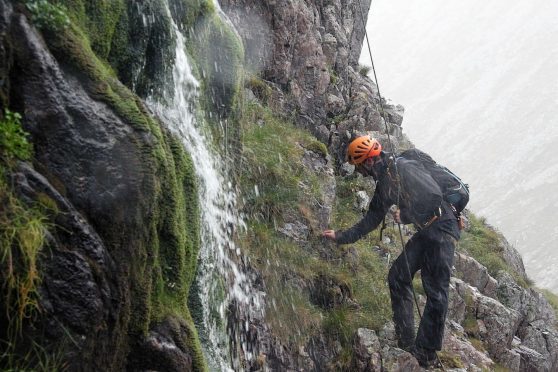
[0,0,557,371]
[221,1,558,371]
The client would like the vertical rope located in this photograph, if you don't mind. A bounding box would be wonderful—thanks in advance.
[353,1,445,369]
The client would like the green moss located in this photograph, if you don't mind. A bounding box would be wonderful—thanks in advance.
[236,102,393,353]
[468,336,486,352]
[22,7,206,369]
[463,314,479,336]
[540,288,558,320]
[0,109,32,162]
[358,65,371,77]
[0,113,53,368]
[437,351,465,369]
[305,140,329,157]
[323,307,353,346]
[23,0,70,31]
[189,6,244,120]
[53,0,125,59]
[245,75,272,103]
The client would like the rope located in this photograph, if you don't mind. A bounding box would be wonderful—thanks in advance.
[355,1,445,369]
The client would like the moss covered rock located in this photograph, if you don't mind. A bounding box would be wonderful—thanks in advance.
[1,0,206,370]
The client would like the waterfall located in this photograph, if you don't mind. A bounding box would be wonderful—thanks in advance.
[146,5,264,371]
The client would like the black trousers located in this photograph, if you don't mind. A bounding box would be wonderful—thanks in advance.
[387,225,456,351]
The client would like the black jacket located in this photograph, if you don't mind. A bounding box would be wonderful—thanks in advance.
[336,157,460,244]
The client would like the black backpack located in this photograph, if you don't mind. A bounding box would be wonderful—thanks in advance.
[398,148,470,213]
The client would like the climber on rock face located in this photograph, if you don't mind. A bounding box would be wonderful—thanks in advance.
[323,135,465,368]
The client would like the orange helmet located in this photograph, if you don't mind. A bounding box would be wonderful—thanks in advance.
[347,136,382,165]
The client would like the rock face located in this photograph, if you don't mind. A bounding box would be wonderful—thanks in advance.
[1,1,205,370]
[448,271,558,371]
[220,0,409,164]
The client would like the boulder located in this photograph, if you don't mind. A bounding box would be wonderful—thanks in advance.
[454,252,498,298]
[352,328,382,372]
[380,346,421,372]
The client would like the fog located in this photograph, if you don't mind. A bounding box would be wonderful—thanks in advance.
[360,0,558,291]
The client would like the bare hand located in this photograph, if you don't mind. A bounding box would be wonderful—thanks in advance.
[322,230,336,241]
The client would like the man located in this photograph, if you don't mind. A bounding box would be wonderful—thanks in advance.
[323,135,460,368]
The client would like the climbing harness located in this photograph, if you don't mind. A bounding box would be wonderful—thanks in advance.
[355,1,446,369]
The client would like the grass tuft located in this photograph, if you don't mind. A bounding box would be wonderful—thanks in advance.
[459,214,530,288]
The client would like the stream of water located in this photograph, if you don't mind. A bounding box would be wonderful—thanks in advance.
[145,4,264,370]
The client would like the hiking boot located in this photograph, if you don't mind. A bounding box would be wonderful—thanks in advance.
[413,346,439,368]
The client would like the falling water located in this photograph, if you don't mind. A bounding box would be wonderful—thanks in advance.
[146,6,264,371]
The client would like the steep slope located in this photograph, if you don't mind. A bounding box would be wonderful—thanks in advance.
[222,1,558,370]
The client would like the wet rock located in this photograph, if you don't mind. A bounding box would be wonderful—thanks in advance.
[13,163,117,367]
[2,2,201,369]
[352,328,382,371]
[127,317,194,372]
[310,273,353,310]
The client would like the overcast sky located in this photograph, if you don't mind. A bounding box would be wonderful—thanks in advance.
[360,0,558,291]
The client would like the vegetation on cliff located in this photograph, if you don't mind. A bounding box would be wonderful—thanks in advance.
[235,76,557,369]
[0,109,55,369]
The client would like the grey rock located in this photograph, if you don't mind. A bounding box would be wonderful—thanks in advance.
[352,328,382,371]
[499,348,521,371]
[497,271,558,369]
[378,321,397,347]
[219,0,396,166]
[322,33,338,64]
[442,331,494,370]
[327,93,346,115]
[355,190,370,211]
[447,278,467,324]
[454,252,498,298]
[245,87,258,102]
[474,288,522,360]
[341,162,356,176]
[499,236,528,280]
[278,221,309,241]
[514,345,547,372]
[451,278,524,368]
[380,346,421,372]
